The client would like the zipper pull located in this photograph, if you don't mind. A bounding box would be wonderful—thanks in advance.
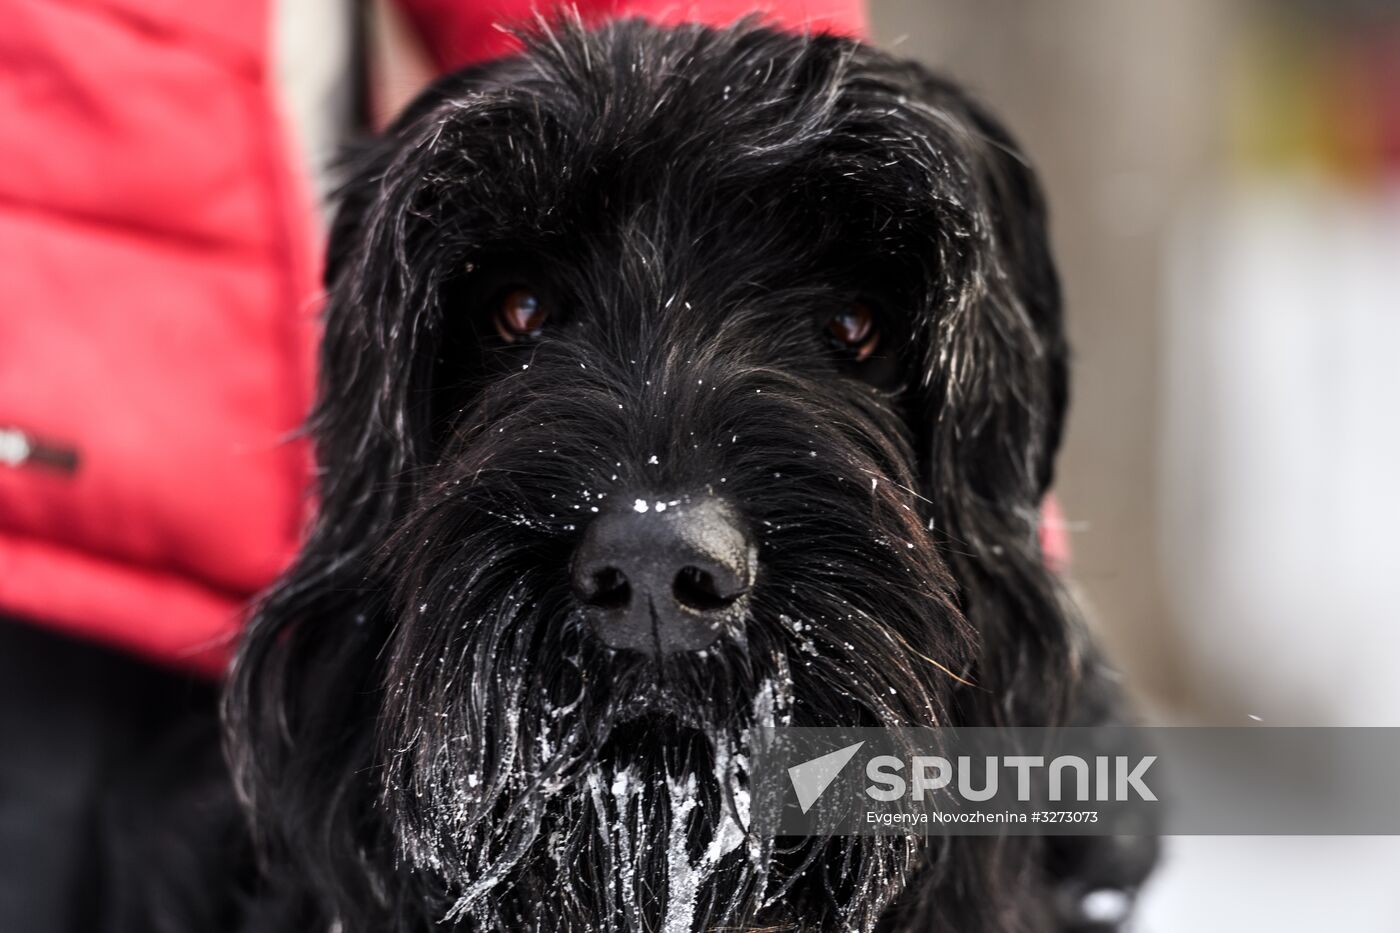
[0,426,80,475]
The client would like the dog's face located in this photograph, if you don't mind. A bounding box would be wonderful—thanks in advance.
[230,21,1077,933]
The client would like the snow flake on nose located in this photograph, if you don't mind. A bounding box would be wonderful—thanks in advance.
[630,497,680,514]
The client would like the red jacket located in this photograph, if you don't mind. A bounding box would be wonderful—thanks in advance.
[0,0,866,675]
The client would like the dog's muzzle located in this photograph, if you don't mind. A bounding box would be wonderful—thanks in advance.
[570,495,756,656]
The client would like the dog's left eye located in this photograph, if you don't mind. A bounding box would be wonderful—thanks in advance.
[494,288,549,341]
[826,303,881,362]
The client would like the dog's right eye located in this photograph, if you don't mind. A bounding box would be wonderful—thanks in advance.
[826,302,881,362]
[493,288,550,342]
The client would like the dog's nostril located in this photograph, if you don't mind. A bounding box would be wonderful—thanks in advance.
[585,567,631,610]
[672,565,736,613]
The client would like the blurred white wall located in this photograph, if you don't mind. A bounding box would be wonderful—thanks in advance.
[1164,182,1400,726]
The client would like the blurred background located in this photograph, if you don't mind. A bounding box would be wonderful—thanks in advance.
[361,2,1400,928]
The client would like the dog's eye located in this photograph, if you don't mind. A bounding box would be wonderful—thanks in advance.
[827,303,880,362]
[494,288,549,341]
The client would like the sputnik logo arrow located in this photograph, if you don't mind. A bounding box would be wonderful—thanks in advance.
[788,741,865,813]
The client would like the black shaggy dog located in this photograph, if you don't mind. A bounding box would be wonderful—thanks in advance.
[221,19,1155,933]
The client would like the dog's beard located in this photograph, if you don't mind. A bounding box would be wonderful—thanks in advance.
[373,368,972,931]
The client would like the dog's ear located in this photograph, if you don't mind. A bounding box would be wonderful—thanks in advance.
[223,65,525,918]
[850,63,1078,721]
[895,73,1068,529]
[802,51,1067,523]
[947,94,1068,500]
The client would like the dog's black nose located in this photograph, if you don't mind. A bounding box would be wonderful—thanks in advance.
[572,496,755,656]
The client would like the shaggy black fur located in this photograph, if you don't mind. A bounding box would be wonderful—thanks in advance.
[219,19,1155,933]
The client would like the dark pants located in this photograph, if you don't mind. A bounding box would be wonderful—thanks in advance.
[0,617,221,933]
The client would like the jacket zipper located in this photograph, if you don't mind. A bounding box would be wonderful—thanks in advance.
[0,426,79,475]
